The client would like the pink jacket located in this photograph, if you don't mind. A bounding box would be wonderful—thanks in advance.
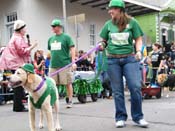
[0,33,30,70]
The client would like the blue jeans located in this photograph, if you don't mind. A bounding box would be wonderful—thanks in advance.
[107,56,143,122]
[150,69,157,85]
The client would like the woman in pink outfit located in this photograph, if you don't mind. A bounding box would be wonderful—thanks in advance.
[0,20,37,112]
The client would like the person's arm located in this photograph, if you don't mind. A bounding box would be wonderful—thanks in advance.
[26,41,38,52]
[33,60,44,70]
[135,36,142,52]
[15,38,37,55]
[98,39,107,51]
[158,53,166,72]
[135,36,143,60]
[99,21,109,49]
[70,46,77,70]
[158,60,164,72]
[70,46,76,62]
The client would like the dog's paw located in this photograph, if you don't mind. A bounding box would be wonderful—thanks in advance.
[39,123,44,129]
[55,126,62,131]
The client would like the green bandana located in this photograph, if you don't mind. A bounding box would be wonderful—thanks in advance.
[30,77,57,109]
[94,50,108,80]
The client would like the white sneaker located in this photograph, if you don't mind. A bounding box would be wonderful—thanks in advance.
[115,120,125,128]
[66,102,73,108]
[135,119,149,128]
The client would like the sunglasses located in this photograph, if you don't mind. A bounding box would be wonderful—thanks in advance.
[51,25,57,28]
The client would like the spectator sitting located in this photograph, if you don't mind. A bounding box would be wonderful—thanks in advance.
[77,53,90,71]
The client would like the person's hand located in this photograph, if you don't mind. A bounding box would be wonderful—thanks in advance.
[157,68,161,74]
[135,51,142,60]
[146,57,152,65]
[30,41,38,51]
[31,40,38,48]
[72,63,77,71]
[98,41,106,51]
[27,40,38,52]
[98,43,104,51]
[41,60,45,65]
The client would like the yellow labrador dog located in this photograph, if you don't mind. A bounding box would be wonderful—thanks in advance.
[9,64,62,131]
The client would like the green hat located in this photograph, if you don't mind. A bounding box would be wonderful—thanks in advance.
[21,64,34,74]
[51,19,62,27]
[108,0,125,8]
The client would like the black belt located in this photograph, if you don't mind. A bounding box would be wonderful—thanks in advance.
[107,54,134,58]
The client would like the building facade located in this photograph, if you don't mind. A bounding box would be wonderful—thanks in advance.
[0,0,174,55]
[0,0,110,54]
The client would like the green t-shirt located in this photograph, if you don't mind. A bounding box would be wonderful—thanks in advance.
[100,18,143,55]
[48,33,74,68]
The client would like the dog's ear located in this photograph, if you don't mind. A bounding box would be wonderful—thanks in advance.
[157,75,161,82]
[27,74,35,84]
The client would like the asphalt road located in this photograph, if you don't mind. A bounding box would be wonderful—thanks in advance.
[0,90,175,131]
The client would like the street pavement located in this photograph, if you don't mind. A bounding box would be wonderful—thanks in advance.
[0,90,175,131]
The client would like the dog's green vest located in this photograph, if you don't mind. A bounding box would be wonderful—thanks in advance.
[30,78,57,109]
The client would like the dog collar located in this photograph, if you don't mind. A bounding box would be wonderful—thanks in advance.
[33,78,46,92]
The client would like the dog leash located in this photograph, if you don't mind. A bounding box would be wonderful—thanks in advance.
[33,78,46,92]
[49,42,102,78]
[32,44,102,93]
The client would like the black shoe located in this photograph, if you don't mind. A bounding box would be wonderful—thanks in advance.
[0,101,5,105]
[65,97,69,104]
[22,108,28,112]
[14,108,28,112]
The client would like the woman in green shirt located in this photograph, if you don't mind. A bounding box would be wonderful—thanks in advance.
[100,0,148,128]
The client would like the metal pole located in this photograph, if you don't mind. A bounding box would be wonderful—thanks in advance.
[75,16,78,50]
[62,0,67,33]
